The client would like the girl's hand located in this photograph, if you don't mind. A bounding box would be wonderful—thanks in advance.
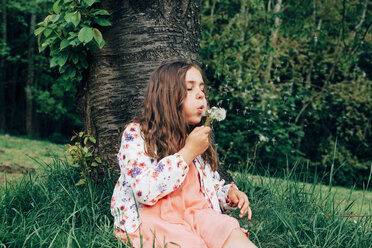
[179,126,211,164]
[228,187,252,220]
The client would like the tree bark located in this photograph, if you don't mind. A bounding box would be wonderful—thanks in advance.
[77,0,232,182]
[0,0,7,130]
[26,10,36,135]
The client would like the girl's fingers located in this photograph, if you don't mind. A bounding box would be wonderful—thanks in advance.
[239,199,249,217]
[247,207,252,220]
[237,193,250,218]
[191,126,204,134]
[230,194,239,205]
[201,126,211,134]
[229,189,251,218]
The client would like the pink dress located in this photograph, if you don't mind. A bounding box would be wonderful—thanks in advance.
[116,163,246,248]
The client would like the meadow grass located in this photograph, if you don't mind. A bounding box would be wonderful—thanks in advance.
[0,134,66,183]
[0,158,370,247]
[230,173,372,217]
[231,165,371,247]
[0,159,126,248]
[0,135,371,247]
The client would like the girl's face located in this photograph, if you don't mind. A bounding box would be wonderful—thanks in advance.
[183,67,207,125]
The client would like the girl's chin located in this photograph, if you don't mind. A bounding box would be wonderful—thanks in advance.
[187,116,204,125]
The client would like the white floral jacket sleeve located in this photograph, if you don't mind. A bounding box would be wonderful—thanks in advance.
[111,122,239,233]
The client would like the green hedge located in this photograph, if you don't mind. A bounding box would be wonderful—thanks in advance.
[201,0,371,188]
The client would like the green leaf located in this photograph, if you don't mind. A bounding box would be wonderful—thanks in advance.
[84,136,88,145]
[34,27,45,36]
[68,32,78,38]
[85,152,92,157]
[53,0,62,14]
[64,67,76,78]
[91,162,98,167]
[92,9,110,15]
[56,53,69,67]
[71,54,79,64]
[64,13,73,23]
[43,15,51,27]
[60,39,70,50]
[39,42,48,52]
[83,147,88,153]
[50,57,58,68]
[43,29,53,37]
[78,27,94,43]
[83,0,96,7]
[50,14,60,23]
[97,39,105,49]
[70,38,81,47]
[89,136,96,143]
[80,59,89,69]
[71,12,81,28]
[92,28,103,46]
[59,65,67,74]
[95,18,111,26]
[95,157,102,163]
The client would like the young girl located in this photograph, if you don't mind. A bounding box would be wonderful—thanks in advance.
[111,61,257,248]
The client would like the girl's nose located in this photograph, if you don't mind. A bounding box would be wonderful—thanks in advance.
[196,90,204,99]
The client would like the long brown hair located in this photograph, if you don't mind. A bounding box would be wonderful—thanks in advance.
[133,60,218,171]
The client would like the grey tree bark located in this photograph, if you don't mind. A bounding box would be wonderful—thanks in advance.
[77,0,233,182]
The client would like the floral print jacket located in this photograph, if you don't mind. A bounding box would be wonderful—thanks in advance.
[111,122,238,233]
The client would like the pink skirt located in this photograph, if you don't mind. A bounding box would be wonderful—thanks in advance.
[116,163,247,247]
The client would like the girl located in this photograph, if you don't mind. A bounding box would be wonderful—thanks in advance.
[111,61,257,248]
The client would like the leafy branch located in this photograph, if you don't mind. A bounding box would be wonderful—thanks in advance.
[34,0,111,82]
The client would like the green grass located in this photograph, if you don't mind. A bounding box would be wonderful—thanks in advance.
[231,168,371,247]
[0,135,371,247]
[231,173,372,217]
[0,134,66,184]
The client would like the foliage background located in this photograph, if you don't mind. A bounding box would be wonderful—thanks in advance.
[0,0,371,188]
[200,0,371,188]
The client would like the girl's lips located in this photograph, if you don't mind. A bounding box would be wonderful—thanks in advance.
[197,105,205,114]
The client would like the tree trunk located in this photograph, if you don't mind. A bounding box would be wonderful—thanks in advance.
[77,0,233,182]
[264,0,282,84]
[0,0,7,130]
[26,10,36,135]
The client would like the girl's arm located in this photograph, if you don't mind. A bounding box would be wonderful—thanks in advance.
[118,123,189,205]
[210,170,239,212]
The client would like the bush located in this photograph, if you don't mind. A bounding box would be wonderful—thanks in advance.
[201,0,372,188]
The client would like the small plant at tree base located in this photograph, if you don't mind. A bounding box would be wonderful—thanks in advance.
[34,0,111,83]
[66,131,102,185]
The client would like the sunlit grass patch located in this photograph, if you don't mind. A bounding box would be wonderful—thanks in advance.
[0,134,67,185]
